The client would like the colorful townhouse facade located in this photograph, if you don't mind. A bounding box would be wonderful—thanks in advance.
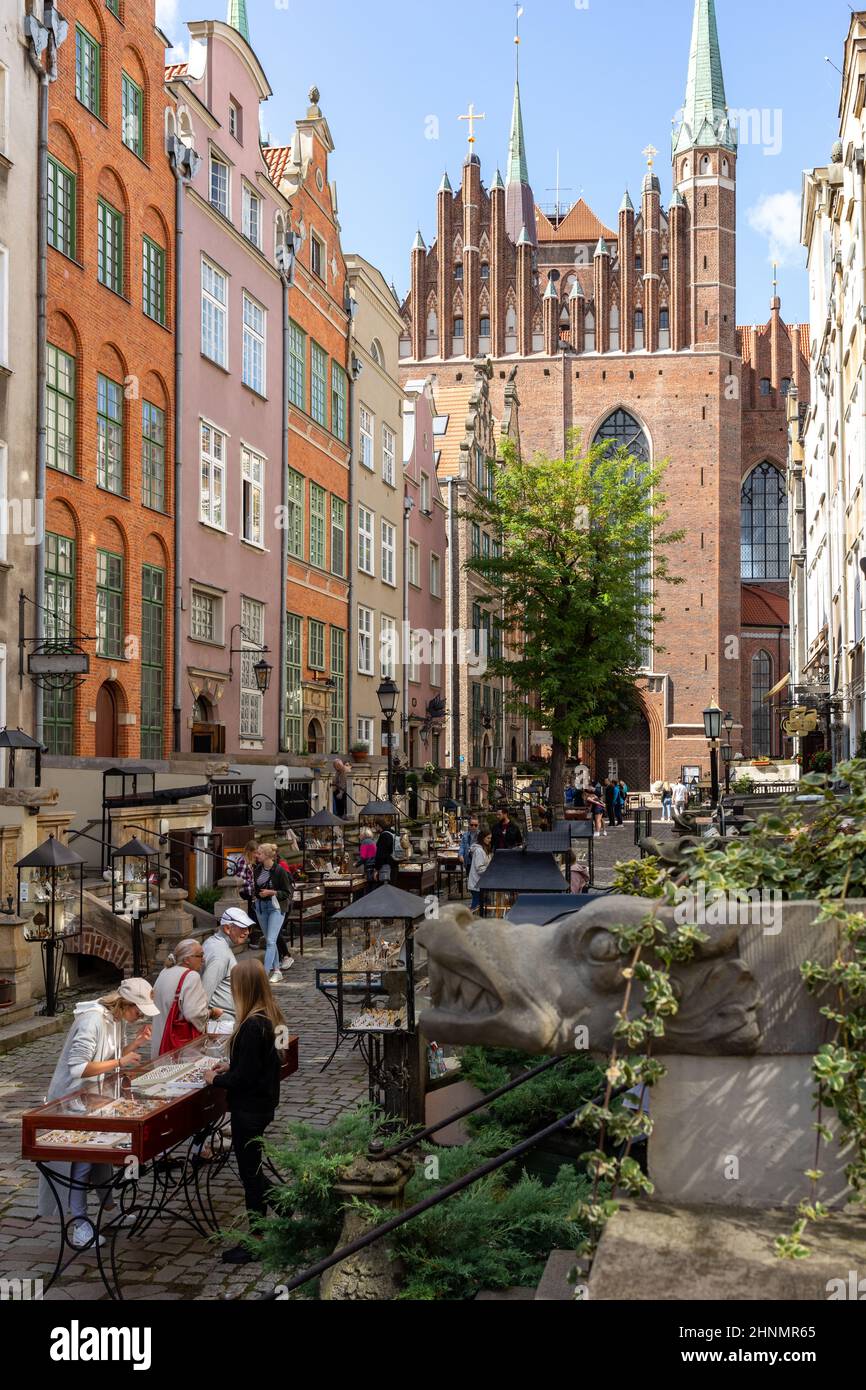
[166,17,290,760]
[345,253,406,767]
[264,89,351,760]
[43,0,175,760]
[402,376,448,768]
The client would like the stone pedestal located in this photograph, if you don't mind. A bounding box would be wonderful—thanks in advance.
[151,887,193,967]
[0,907,35,1026]
[319,1143,415,1301]
[213,874,244,923]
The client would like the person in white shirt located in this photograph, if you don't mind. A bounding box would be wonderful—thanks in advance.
[467,831,493,911]
[672,780,688,814]
[151,938,222,1057]
[201,907,254,1022]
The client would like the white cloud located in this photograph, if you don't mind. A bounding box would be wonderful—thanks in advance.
[747,191,802,267]
[156,0,187,61]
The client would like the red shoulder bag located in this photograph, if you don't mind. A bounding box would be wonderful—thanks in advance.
[158,969,202,1055]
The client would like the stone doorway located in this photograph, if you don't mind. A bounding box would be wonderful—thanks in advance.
[592,710,652,791]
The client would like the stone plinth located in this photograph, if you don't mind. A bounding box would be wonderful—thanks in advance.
[0,908,34,1026]
[319,1144,415,1301]
[151,887,195,967]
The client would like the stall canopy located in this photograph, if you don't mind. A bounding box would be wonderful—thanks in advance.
[331,883,429,922]
[477,851,569,894]
[524,830,573,856]
[359,800,400,818]
[505,892,612,926]
[303,809,347,828]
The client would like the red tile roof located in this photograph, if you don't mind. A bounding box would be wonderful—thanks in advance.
[165,63,189,80]
[262,145,291,186]
[536,198,616,244]
[742,585,789,628]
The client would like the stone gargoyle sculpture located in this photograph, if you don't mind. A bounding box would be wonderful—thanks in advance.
[416,896,762,1057]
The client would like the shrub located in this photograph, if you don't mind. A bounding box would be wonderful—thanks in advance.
[193,886,221,915]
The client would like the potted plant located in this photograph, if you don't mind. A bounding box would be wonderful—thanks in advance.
[350,741,370,764]
[421,762,441,786]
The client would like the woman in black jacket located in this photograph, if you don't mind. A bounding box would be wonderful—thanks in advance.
[206,956,284,1265]
[373,818,396,884]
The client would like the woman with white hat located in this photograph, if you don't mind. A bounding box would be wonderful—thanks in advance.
[37,978,159,1250]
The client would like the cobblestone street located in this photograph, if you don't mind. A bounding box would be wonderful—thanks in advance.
[0,820,654,1301]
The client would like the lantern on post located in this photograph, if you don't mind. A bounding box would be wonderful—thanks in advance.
[111,838,162,978]
[16,835,85,1017]
[703,701,723,808]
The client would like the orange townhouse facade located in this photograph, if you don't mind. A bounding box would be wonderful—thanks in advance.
[44,0,175,760]
[264,90,350,758]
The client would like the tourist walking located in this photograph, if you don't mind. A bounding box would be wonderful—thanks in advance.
[491,806,522,851]
[586,788,607,838]
[459,816,480,872]
[613,781,626,827]
[331,759,348,818]
[604,778,617,828]
[253,844,294,983]
[37,980,158,1249]
[374,818,397,884]
[205,958,285,1265]
[467,831,493,911]
[228,840,262,947]
[672,779,688,817]
[660,780,673,822]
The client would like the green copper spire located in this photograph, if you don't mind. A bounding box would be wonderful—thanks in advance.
[674,0,737,156]
[226,0,251,45]
[507,81,529,187]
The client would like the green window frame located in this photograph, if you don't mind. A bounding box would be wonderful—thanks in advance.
[329,627,345,754]
[106,0,121,17]
[310,483,326,568]
[44,534,76,755]
[330,496,346,577]
[285,613,303,752]
[288,321,306,409]
[97,198,124,296]
[96,549,123,659]
[142,401,166,511]
[75,25,101,115]
[97,374,124,493]
[121,72,144,157]
[142,236,166,325]
[47,156,76,259]
[308,619,325,672]
[331,363,347,441]
[46,344,76,474]
[310,341,327,426]
[141,565,165,760]
[286,468,304,559]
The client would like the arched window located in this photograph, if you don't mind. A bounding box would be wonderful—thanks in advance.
[609,304,620,351]
[751,651,772,757]
[479,315,491,339]
[634,308,644,348]
[480,261,490,281]
[453,316,464,340]
[741,462,788,580]
[593,411,652,668]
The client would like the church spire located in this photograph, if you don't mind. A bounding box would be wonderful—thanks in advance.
[674,0,737,156]
[504,40,536,245]
[226,0,251,45]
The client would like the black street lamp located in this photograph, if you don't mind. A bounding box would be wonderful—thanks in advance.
[722,711,735,795]
[703,702,723,808]
[377,677,400,801]
[253,657,273,694]
[16,835,85,1017]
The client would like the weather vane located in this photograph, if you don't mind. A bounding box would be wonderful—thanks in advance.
[459,103,486,150]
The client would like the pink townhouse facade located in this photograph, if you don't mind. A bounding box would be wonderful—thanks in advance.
[166,20,291,758]
[402,377,448,769]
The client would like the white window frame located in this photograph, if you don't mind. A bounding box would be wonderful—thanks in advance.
[381,519,396,587]
[240,596,265,741]
[430,552,441,598]
[201,257,228,368]
[0,441,7,565]
[199,420,227,530]
[408,540,420,588]
[420,471,431,513]
[242,183,261,249]
[359,405,374,470]
[242,292,266,395]
[228,100,241,142]
[358,505,374,576]
[357,606,374,676]
[380,615,397,679]
[210,151,230,217]
[190,585,224,645]
[382,424,396,486]
[311,229,326,281]
[357,715,374,750]
[408,630,421,683]
[241,445,264,547]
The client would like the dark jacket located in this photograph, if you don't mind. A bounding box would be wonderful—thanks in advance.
[254,862,292,911]
[491,819,522,852]
[374,829,396,872]
[212,1013,280,1120]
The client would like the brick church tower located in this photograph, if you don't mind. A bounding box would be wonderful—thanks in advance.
[399,0,807,787]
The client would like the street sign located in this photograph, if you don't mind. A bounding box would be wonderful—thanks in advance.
[28,652,89,676]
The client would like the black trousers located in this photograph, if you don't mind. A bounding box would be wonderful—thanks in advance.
[230,1111,274,1219]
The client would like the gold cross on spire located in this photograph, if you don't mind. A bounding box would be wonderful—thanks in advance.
[459,103,486,149]
[643,144,658,170]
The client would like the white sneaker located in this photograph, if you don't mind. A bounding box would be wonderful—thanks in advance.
[269,971,283,984]
[281,956,295,970]
[70,1219,104,1250]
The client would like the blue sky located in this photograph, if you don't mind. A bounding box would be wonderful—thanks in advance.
[158,0,851,327]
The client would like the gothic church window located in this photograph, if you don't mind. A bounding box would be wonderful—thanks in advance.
[480,316,491,339]
[584,311,595,352]
[634,308,644,349]
[751,651,772,757]
[609,304,620,351]
[481,262,490,281]
[741,462,788,580]
[593,411,652,665]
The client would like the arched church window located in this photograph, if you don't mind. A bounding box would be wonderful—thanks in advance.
[741,462,788,580]
[609,304,620,351]
[453,316,464,339]
[593,410,652,665]
[481,262,490,281]
[634,307,644,348]
[701,155,711,174]
[479,315,491,339]
[751,651,772,757]
[454,263,464,282]
[584,311,595,352]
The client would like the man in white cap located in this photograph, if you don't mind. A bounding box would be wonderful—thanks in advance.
[201,907,254,1022]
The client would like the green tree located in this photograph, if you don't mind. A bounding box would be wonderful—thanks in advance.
[465,434,682,806]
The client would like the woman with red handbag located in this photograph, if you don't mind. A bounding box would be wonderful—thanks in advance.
[150,938,222,1057]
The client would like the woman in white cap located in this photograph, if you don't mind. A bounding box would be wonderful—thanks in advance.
[37,979,159,1250]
